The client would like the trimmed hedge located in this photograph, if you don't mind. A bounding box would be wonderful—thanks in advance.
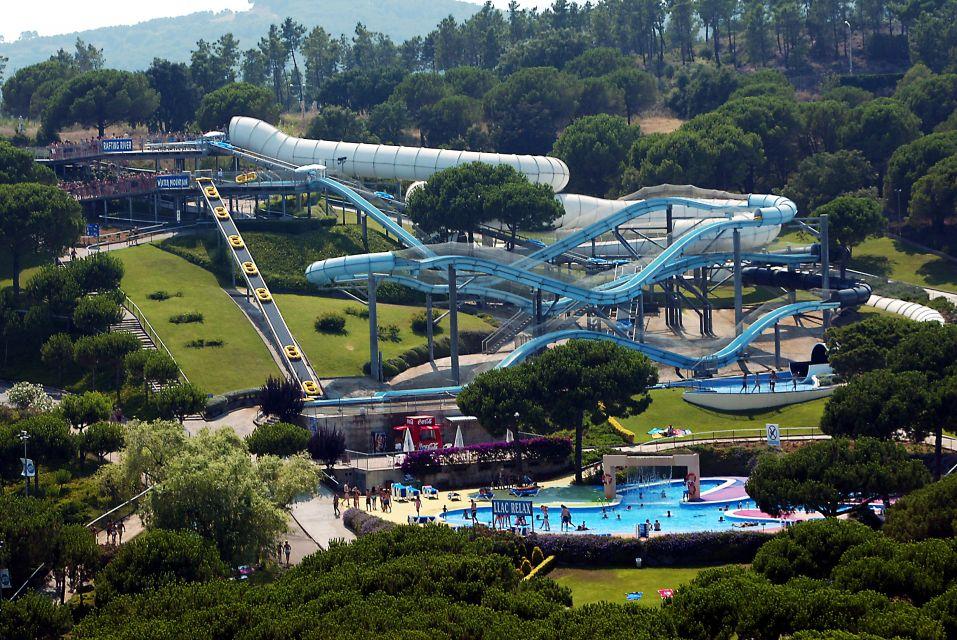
[363,330,489,379]
[525,530,771,568]
[343,508,396,536]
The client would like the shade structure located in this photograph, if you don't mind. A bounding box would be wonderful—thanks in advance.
[454,425,464,449]
[403,428,415,453]
[505,429,514,443]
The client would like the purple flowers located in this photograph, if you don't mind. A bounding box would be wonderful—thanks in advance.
[401,437,573,475]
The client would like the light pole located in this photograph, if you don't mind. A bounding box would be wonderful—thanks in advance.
[844,20,853,74]
[19,430,30,497]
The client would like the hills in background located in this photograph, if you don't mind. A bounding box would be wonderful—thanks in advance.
[0,0,481,74]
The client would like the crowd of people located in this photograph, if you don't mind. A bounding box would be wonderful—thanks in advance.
[47,132,193,160]
[333,484,394,517]
[61,171,156,200]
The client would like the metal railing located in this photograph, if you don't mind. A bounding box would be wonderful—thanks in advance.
[631,426,824,452]
[119,291,190,384]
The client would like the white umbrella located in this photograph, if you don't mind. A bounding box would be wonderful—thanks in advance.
[453,425,464,448]
[402,427,415,453]
[505,429,514,443]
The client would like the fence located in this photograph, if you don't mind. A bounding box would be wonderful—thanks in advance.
[632,426,824,452]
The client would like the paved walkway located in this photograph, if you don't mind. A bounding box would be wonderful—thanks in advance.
[290,484,355,549]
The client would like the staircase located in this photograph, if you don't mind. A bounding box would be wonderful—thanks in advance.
[111,310,156,350]
[110,310,164,393]
[482,311,534,354]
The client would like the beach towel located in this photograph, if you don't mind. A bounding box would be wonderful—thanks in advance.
[626,592,643,601]
[658,589,674,599]
[648,428,692,438]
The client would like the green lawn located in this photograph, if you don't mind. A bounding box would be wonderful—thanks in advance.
[275,293,493,377]
[550,566,718,607]
[848,236,957,293]
[613,388,826,438]
[116,245,281,394]
[0,249,54,294]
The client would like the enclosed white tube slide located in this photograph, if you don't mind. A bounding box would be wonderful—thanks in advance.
[228,116,570,191]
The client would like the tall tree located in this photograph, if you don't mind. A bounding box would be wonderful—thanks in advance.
[146,59,199,132]
[195,82,279,131]
[0,183,83,299]
[746,438,930,517]
[43,69,159,137]
[281,18,307,109]
[552,114,641,196]
[302,26,342,103]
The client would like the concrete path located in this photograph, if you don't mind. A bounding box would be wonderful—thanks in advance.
[290,484,355,549]
[184,406,261,438]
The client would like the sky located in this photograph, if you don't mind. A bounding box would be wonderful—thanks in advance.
[0,0,555,44]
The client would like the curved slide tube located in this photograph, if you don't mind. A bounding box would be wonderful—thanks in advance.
[304,300,840,408]
[307,195,806,308]
[866,295,945,323]
[742,267,873,307]
[228,116,570,191]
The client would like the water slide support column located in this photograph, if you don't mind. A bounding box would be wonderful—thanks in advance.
[774,323,781,369]
[820,214,831,329]
[733,229,743,336]
[368,275,380,383]
[361,212,369,250]
[448,266,460,385]
[426,294,434,365]
[638,289,645,343]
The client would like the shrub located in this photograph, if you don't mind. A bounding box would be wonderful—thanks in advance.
[314,311,346,334]
[245,421,310,457]
[884,475,957,542]
[530,546,544,566]
[342,508,396,536]
[185,338,224,348]
[95,529,227,606]
[59,391,112,431]
[362,330,490,379]
[155,383,206,421]
[72,295,123,334]
[411,310,443,335]
[344,305,369,319]
[6,382,55,413]
[520,558,533,575]
[307,426,346,467]
[68,252,124,294]
[168,311,204,324]
[401,437,573,476]
[258,376,303,422]
[377,323,401,342]
[81,421,124,460]
[526,530,770,567]
[40,333,74,384]
[752,519,877,583]
[147,290,173,301]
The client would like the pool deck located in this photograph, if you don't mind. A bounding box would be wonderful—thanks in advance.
[697,477,750,503]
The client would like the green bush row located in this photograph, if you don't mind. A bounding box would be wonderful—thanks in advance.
[363,330,489,379]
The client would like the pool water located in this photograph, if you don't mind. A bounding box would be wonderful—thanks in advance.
[466,484,606,504]
[444,478,792,535]
[681,371,818,394]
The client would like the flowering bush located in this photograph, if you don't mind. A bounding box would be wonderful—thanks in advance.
[343,508,396,536]
[526,530,770,568]
[6,382,55,413]
[401,437,573,476]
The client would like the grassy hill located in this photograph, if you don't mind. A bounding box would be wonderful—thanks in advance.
[0,0,480,74]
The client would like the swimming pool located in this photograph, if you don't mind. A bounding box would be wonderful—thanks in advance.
[443,478,810,535]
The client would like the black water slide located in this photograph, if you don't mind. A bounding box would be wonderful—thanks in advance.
[742,267,871,307]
